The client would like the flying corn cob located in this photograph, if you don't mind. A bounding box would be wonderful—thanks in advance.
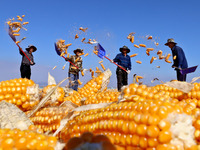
[91,71,95,78]
[81,70,84,76]
[136,60,142,64]
[100,63,106,71]
[78,79,83,85]
[134,44,140,48]
[17,16,23,22]
[13,33,20,36]
[165,60,172,63]
[65,43,72,47]
[150,56,157,64]
[12,28,21,33]
[156,42,159,46]
[81,38,86,42]
[139,44,146,47]
[130,53,138,58]
[75,34,79,39]
[84,53,89,57]
[146,48,154,51]
[146,49,150,56]
[165,53,171,60]
[147,35,153,39]
[99,60,103,64]
[52,66,57,70]
[135,75,143,83]
[127,32,135,39]
[79,27,88,32]
[173,55,177,60]
[130,36,134,43]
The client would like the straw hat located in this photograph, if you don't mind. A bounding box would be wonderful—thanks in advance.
[73,48,83,54]
[165,38,177,46]
[119,46,130,53]
[26,45,37,52]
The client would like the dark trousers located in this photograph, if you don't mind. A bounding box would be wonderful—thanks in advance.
[20,64,31,79]
[176,70,186,81]
[116,67,128,91]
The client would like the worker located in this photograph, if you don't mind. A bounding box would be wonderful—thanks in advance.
[65,48,83,91]
[112,46,131,91]
[20,45,37,79]
[165,38,188,81]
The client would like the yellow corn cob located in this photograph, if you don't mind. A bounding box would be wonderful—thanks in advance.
[79,27,88,32]
[130,53,138,58]
[130,36,134,43]
[13,33,20,36]
[157,50,162,55]
[60,99,197,149]
[165,53,171,60]
[147,36,153,40]
[81,38,86,42]
[146,49,150,56]
[89,68,92,72]
[136,60,142,64]
[12,28,21,33]
[22,22,29,25]
[173,55,177,60]
[0,78,39,111]
[60,40,65,43]
[156,42,159,46]
[84,53,89,57]
[100,63,106,71]
[136,76,143,83]
[134,44,140,48]
[99,60,103,64]
[75,57,80,63]
[139,44,146,48]
[17,16,23,22]
[15,41,20,44]
[146,48,154,51]
[78,79,83,85]
[91,71,95,77]
[165,60,172,63]
[52,66,57,70]
[0,128,58,149]
[150,56,156,64]
[60,52,65,57]
[81,70,84,76]
[67,53,70,58]
[75,34,79,39]
[96,67,99,71]
[93,50,98,55]
[22,15,25,18]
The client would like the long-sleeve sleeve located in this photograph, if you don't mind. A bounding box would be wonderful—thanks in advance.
[128,56,131,70]
[113,54,120,63]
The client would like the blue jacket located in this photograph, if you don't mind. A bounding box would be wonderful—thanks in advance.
[113,53,131,70]
[171,45,188,69]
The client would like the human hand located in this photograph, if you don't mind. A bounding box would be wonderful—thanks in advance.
[127,70,131,74]
[110,59,114,63]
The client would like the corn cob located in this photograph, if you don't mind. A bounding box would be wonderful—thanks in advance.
[146,48,154,51]
[13,33,20,36]
[84,53,89,57]
[0,128,58,149]
[84,89,120,105]
[0,78,39,112]
[150,57,156,64]
[130,36,134,43]
[30,107,71,133]
[78,79,83,85]
[41,85,65,105]
[81,38,86,42]
[75,34,79,39]
[134,44,140,48]
[146,49,150,56]
[136,60,142,64]
[79,27,88,32]
[147,36,153,40]
[17,16,23,22]
[139,44,146,48]
[100,63,106,71]
[59,99,197,149]
[52,66,57,70]
[173,55,177,60]
[130,53,138,58]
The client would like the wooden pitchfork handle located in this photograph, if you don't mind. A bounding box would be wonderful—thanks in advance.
[104,56,128,72]
[62,56,79,69]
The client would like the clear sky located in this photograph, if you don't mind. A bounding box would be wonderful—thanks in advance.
[0,0,200,87]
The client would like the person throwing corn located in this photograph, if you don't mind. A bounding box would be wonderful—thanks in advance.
[112,46,131,91]
[65,48,83,91]
[20,45,37,79]
[165,38,188,81]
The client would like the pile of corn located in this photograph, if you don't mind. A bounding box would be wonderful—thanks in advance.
[59,99,197,150]
[0,78,40,111]
[0,128,58,150]
[84,89,120,105]
[30,107,71,133]
[64,69,111,106]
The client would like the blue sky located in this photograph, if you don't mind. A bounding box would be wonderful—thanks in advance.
[0,0,200,87]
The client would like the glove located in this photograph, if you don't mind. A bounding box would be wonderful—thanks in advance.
[110,59,114,63]
[127,70,131,74]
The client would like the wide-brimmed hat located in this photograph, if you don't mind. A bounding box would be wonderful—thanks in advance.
[120,46,130,53]
[73,48,83,54]
[165,38,177,46]
[26,45,37,52]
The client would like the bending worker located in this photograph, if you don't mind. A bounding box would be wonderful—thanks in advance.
[165,38,188,81]
[112,46,131,91]
[20,45,37,79]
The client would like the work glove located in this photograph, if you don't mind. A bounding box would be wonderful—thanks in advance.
[127,70,131,74]
[110,59,114,63]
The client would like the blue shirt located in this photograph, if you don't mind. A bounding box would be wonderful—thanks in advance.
[171,45,188,69]
[113,53,131,70]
